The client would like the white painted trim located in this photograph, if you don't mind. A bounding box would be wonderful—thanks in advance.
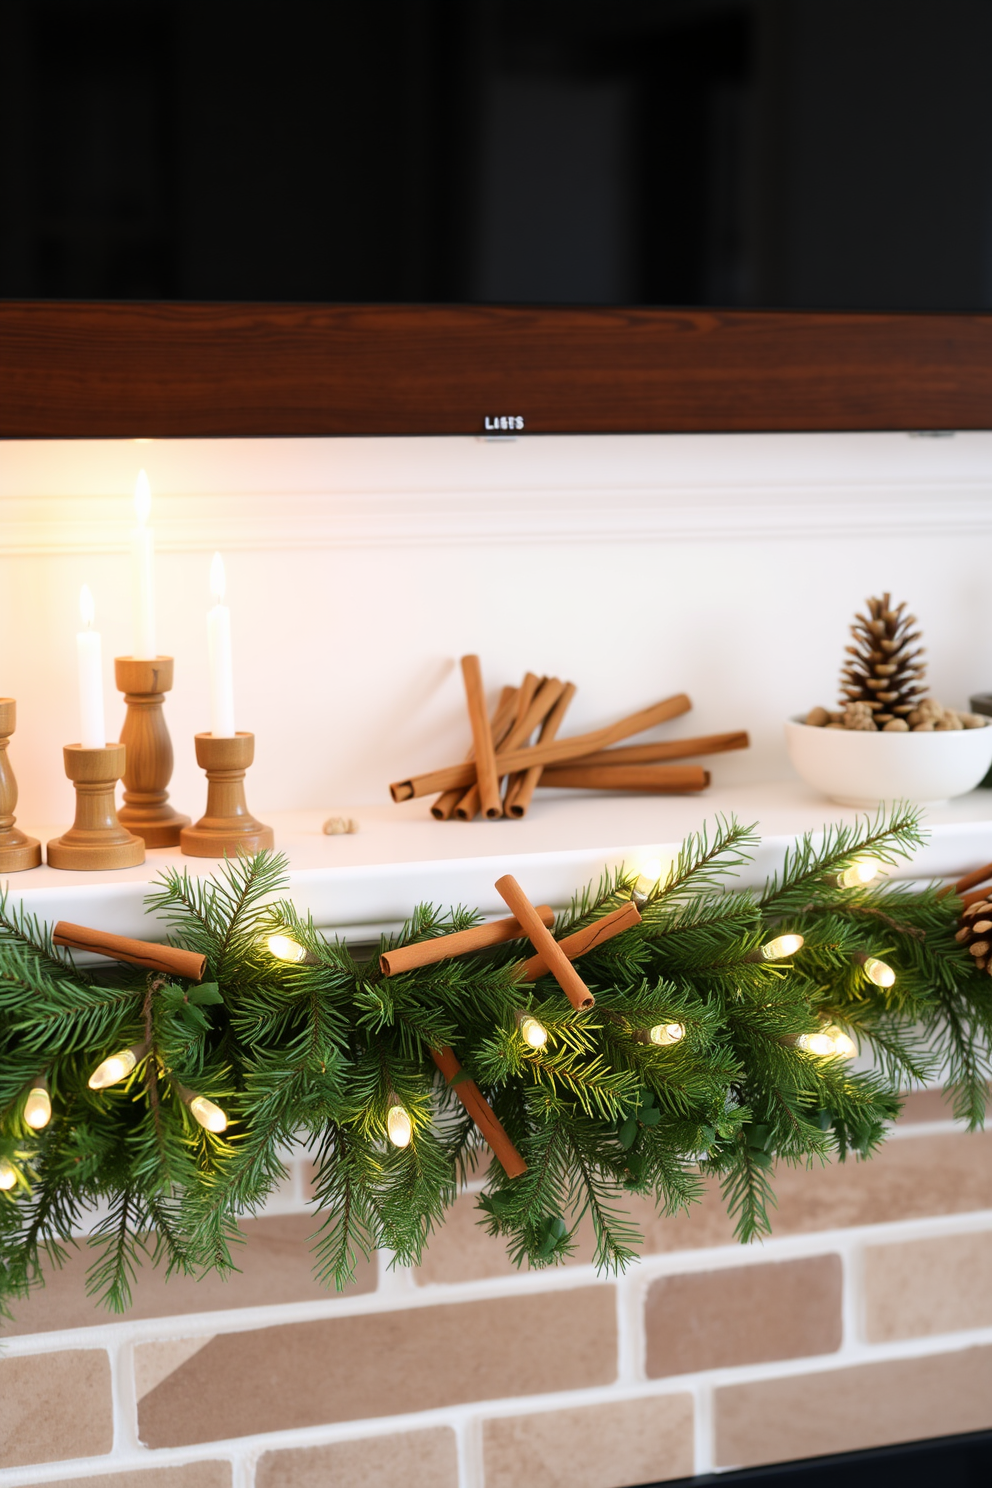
[2,431,992,554]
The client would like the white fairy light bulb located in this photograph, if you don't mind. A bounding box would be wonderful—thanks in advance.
[518,1014,549,1050]
[797,1025,857,1059]
[632,854,671,904]
[838,857,884,889]
[649,1022,686,1047]
[266,934,306,963]
[88,1045,142,1090]
[797,1030,838,1057]
[386,1104,413,1148]
[759,934,804,961]
[24,1083,52,1130]
[187,1095,228,1133]
[827,1027,857,1058]
[0,1159,16,1190]
[860,955,896,988]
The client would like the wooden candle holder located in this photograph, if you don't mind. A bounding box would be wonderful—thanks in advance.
[0,699,41,872]
[115,657,190,847]
[47,743,146,871]
[180,732,273,858]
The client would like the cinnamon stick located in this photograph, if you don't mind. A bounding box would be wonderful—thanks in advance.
[431,1044,526,1178]
[505,682,577,818]
[959,885,992,910]
[52,922,206,982]
[457,676,567,821]
[390,693,693,802]
[454,673,547,821]
[936,859,992,901]
[495,875,594,1010]
[380,905,556,976]
[515,900,641,982]
[566,730,749,768]
[460,654,503,819]
[432,685,518,821]
[537,764,710,793]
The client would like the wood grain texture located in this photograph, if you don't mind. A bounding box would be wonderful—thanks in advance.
[3,302,992,437]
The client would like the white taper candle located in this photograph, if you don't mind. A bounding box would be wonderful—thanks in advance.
[131,469,156,659]
[76,585,106,749]
[207,553,235,737]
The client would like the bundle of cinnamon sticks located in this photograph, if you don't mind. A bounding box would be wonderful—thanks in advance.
[390,656,749,821]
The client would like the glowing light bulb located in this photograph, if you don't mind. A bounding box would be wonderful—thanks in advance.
[759,934,804,961]
[861,956,896,988]
[266,933,306,963]
[386,1104,412,1148]
[134,468,152,525]
[518,1014,549,1050]
[797,1025,857,1059]
[649,1022,686,1047]
[632,855,668,904]
[828,1028,858,1058]
[188,1095,228,1133]
[838,857,884,889]
[88,1046,140,1090]
[0,1159,16,1190]
[24,1084,51,1130]
[797,1031,837,1057]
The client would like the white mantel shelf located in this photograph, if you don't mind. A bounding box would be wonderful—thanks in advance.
[6,781,992,945]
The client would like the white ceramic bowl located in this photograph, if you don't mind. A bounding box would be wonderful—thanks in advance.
[784,717,992,806]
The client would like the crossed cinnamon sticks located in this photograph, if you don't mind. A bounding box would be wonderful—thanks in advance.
[391,655,749,819]
[937,860,992,908]
[384,877,641,1178]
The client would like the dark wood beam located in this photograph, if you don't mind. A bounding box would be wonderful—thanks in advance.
[2,301,991,438]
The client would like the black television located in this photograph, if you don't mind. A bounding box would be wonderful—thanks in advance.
[3,0,992,312]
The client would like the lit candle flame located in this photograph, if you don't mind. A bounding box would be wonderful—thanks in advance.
[79,584,95,628]
[210,552,226,605]
[134,469,152,525]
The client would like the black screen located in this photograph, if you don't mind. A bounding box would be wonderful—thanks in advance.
[2,0,990,310]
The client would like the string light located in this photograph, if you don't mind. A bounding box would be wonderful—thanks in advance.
[518,1014,549,1050]
[838,857,884,889]
[0,1159,16,1190]
[857,954,896,988]
[632,856,666,905]
[23,1081,51,1130]
[87,1042,147,1090]
[796,1025,857,1058]
[266,934,306,963]
[187,1095,228,1134]
[752,934,805,962]
[648,1022,686,1047]
[386,1102,413,1148]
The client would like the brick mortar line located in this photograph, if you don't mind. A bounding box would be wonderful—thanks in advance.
[6,1206,992,1360]
[7,1322,992,1488]
[13,1318,992,1488]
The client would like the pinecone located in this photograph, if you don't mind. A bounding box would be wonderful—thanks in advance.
[956,900,992,974]
[839,594,927,726]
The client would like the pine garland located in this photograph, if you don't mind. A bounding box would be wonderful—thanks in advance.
[0,804,990,1316]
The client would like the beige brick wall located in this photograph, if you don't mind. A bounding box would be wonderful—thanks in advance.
[2,1093,992,1487]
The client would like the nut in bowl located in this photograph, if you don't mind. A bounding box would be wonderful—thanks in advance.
[787,592,992,805]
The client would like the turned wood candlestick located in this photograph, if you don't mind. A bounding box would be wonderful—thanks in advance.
[115,657,190,847]
[47,743,146,871]
[0,700,41,872]
[180,732,273,858]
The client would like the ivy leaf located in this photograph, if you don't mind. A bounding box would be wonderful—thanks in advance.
[618,1117,639,1150]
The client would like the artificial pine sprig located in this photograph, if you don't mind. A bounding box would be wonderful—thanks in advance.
[0,803,987,1317]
